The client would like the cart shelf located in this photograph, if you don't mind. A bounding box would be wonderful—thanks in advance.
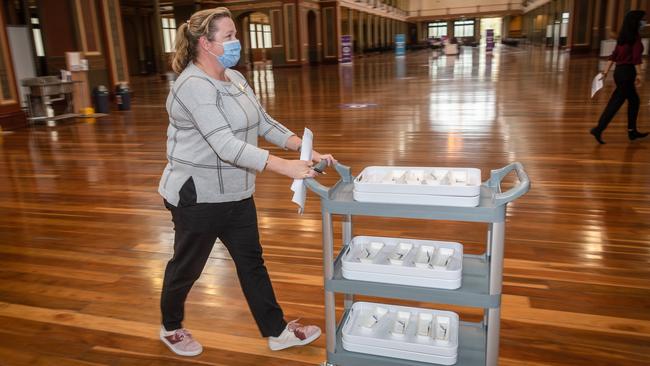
[306,162,529,224]
[328,249,499,308]
[329,310,487,366]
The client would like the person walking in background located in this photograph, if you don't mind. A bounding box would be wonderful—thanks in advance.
[158,7,334,357]
[591,10,649,144]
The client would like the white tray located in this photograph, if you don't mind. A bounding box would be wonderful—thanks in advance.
[353,190,480,207]
[354,166,482,197]
[341,236,463,289]
[342,301,459,364]
[342,339,458,365]
[342,269,461,289]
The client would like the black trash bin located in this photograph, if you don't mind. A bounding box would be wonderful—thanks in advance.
[115,83,131,111]
[93,85,110,114]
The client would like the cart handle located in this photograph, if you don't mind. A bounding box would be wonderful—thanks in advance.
[304,160,353,199]
[485,162,530,206]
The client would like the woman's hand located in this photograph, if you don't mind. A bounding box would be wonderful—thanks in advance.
[266,155,317,179]
[312,150,337,166]
[636,75,643,87]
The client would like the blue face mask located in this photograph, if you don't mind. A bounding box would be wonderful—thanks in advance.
[208,40,241,68]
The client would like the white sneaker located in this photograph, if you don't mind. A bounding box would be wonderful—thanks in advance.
[268,319,322,351]
[159,326,203,356]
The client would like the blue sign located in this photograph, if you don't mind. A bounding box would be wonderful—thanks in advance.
[341,35,353,64]
[486,29,495,52]
[395,34,406,57]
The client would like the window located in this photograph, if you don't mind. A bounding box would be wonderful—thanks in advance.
[562,12,570,23]
[428,22,447,38]
[561,12,570,38]
[162,17,176,53]
[249,23,272,49]
[454,20,475,37]
[31,17,45,57]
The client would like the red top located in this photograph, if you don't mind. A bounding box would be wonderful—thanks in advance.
[609,38,644,65]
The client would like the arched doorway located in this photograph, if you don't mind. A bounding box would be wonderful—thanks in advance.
[237,11,273,68]
[307,10,318,64]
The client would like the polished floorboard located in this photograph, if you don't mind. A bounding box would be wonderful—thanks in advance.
[1,45,649,366]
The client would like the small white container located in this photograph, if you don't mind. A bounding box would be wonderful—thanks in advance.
[382,170,406,184]
[361,306,389,329]
[405,170,426,185]
[387,242,413,265]
[358,241,384,264]
[432,247,455,269]
[390,311,411,337]
[414,246,436,269]
[451,170,468,185]
[435,316,451,344]
[431,169,449,181]
[416,313,433,337]
[364,173,383,184]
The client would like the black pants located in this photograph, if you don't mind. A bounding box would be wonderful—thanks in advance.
[160,178,286,337]
[596,64,640,132]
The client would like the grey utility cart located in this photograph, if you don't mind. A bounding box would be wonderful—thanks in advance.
[305,161,530,366]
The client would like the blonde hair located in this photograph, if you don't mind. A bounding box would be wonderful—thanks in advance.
[171,7,232,73]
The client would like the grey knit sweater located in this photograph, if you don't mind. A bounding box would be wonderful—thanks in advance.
[159,62,295,206]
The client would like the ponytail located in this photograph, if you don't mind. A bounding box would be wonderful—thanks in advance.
[170,7,232,74]
[171,23,192,73]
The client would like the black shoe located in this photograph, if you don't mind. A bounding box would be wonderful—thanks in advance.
[590,128,605,144]
[628,130,649,140]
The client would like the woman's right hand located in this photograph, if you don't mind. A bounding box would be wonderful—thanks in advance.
[283,159,318,179]
[265,155,318,179]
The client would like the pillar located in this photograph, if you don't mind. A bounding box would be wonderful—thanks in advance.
[357,11,365,52]
[604,0,616,38]
[374,16,380,47]
[367,15,374,48]
[381,18,388,47]
[348,8,354,36]
[100,0,130,86]
[591,0,603,50]
[151,0,165,73]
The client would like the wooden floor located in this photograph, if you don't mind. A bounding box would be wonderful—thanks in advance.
[1,45,649,366]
